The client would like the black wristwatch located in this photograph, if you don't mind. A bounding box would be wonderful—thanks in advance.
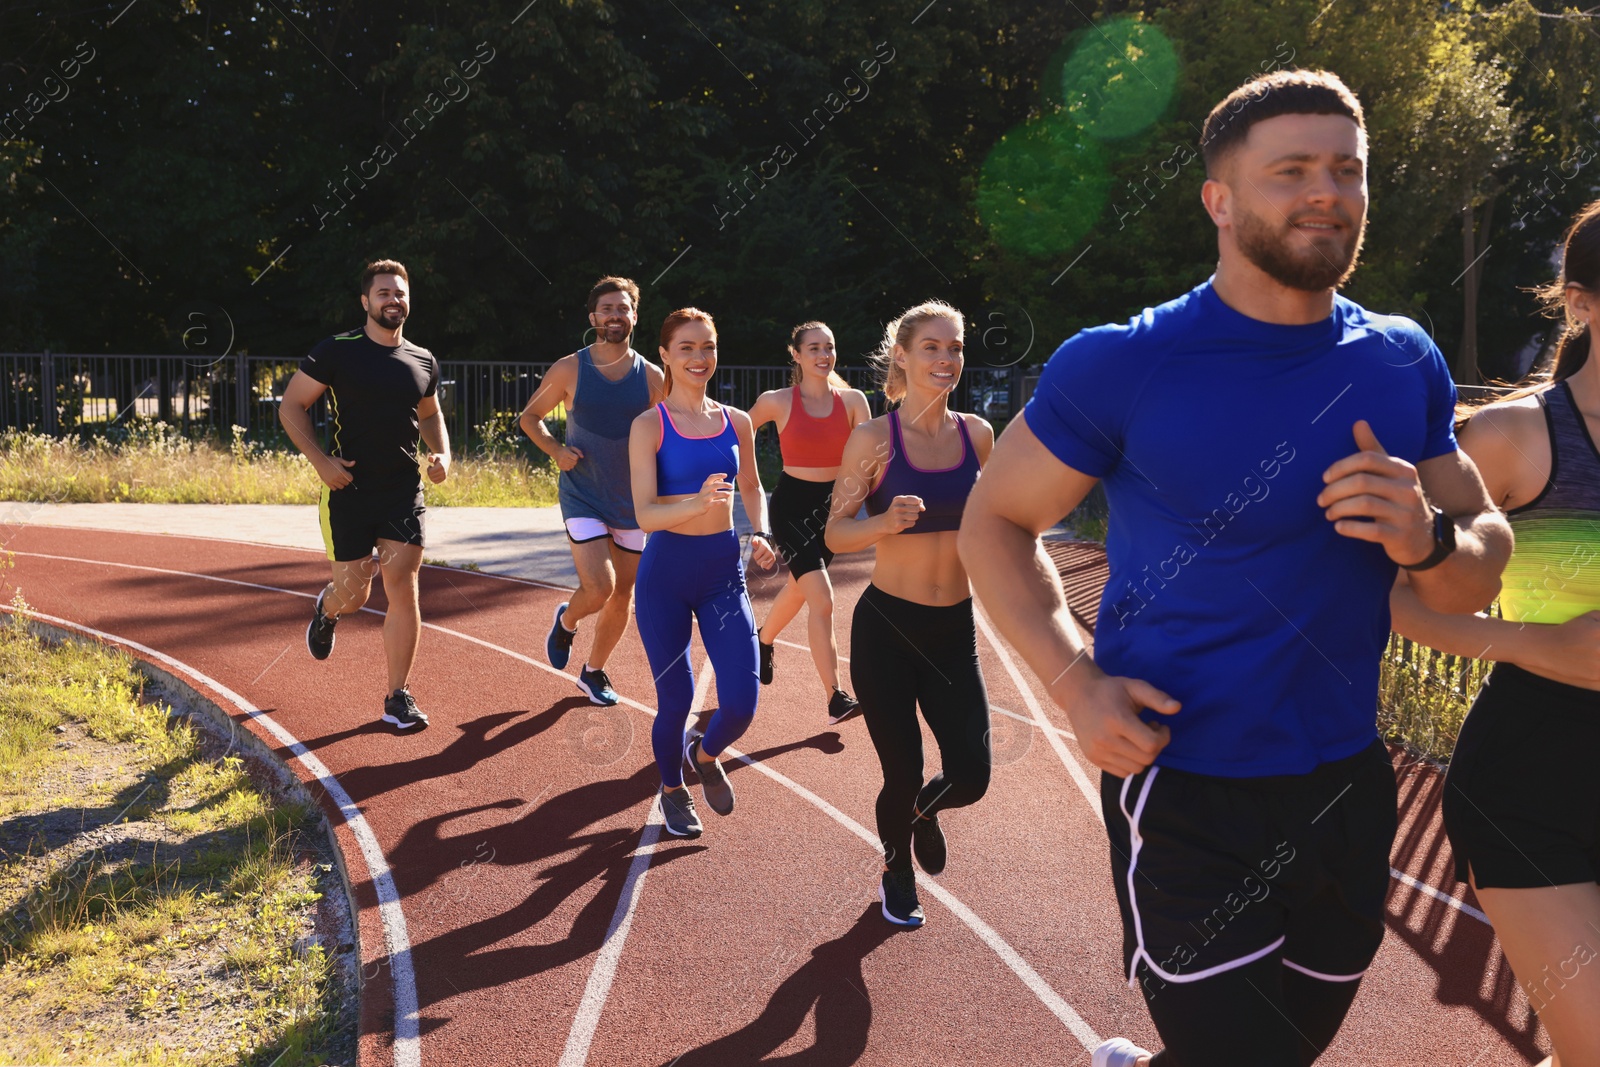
[1401,505,1456,571]
[750,531,774,547]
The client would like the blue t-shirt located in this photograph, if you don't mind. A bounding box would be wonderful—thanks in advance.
[1025,280,1458,777]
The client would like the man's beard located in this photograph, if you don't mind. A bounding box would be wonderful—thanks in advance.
[1235,203,1365,292]
[371,304,407,329]
[597,320,631,344]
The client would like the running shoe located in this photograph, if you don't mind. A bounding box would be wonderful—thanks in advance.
[683,730,735,816]
[758,640,774,685]
[879,868,925,927]
[659,784,703,837]
[381,688,430,732]
[546,602,576,669]
[911,810,947,875]
[827,689,862,725]
[1092,1038,1152,1067]
[576,664,619,706]
[306,588,337,660]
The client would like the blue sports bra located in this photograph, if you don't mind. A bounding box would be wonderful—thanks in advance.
[864,410,980,534]
[655,402,739,496]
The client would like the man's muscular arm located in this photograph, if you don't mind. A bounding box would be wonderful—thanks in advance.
[519,356,582,471]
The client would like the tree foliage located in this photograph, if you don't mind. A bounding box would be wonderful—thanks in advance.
[2,0,1596,382]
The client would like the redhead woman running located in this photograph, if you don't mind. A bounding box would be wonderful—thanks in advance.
[825,300,995,926]
[629,308,777,838]
[747,321,872,724]
[1392,202,1600,1067]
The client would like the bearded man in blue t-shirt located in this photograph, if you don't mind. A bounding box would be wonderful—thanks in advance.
[961,70,1512,1067]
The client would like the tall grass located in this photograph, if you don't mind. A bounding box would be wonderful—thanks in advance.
[0,423,558,507]
[1376,633,1491,764]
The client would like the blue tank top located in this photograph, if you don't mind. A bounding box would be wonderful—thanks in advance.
[558,346,651,527]
[655,402,739,496]
[864,409,980,534]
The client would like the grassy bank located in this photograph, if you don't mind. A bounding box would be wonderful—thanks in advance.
[0,426,558,508]
[0,596,355,1065]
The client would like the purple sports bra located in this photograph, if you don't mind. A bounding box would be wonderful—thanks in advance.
[864,409,980,534]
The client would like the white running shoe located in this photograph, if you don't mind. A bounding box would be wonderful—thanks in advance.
[1092,1037,1152,1067]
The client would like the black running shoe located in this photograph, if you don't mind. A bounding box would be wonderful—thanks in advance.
[546,602,576,670]
[659,784,703,837]
[306,588,337,660]
[758,640,774,685]
[912,810,947,875]
[576,664,619,706]
[827,688,861,725]
[381,688,430,732]
[879,868,925,927]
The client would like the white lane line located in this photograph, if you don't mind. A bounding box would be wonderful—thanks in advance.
[12,551,1100,1050]
[972,606,1103,824]
[4,606,422,1067]
[1389,866,1490,925]
[688,660,715,730]
[0,523,576,592]
[558,809,664,1066]
[560,662,714,1065]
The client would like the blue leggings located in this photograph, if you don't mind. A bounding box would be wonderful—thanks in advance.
[636,529,759,787]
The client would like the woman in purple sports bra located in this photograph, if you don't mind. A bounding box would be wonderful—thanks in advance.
[825,299,996,928]
[1391,202,1600,1067]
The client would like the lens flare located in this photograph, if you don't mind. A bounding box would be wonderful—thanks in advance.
[1060,18,1178,141]
[977,109,1110,258]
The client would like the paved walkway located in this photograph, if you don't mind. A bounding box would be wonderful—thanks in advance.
[0,503,1066,588]
[0,502,585,586]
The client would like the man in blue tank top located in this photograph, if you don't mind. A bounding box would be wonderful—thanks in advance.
[962,71,1512,1066]
[520,277,665,706]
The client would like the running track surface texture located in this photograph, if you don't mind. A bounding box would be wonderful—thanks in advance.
[0,523,1552,1067]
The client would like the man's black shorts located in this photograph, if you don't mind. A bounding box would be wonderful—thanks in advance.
[320,483,426,562]
[1102,738,1398,995]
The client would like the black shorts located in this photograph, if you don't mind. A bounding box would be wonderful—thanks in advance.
[1103,738,1397,995]
[320,483,426,562]
[1444,663,1600,889]
[769,472,834,578]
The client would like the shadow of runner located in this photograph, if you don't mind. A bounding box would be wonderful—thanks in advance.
[389,763,705,1013]
[660,906,897,1066]
[291,699,590,804]
[729,731,848,768]
[1383,748,1547,1060]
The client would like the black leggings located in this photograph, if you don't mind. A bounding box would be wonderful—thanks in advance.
[850,584,991,872]
[1143,954,1363,1067]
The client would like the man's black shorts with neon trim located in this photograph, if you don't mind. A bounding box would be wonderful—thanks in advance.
[319,483,426,562]
[1102,737,1397,997]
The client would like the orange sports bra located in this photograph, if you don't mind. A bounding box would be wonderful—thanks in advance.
[778,385,852,468]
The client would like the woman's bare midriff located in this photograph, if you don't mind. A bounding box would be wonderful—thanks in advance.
[869,530,971,607]
[657,493,735,537]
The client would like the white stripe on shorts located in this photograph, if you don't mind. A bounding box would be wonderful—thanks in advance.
[1120,768,1287,988]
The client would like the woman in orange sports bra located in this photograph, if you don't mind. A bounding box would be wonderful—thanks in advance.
[746,322,873,724]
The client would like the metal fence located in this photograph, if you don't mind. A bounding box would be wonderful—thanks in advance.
[0,352,1029,449]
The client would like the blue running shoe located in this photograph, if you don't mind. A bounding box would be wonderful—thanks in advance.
[546,602,576,669]
[576,664,619,706]
[879,869,925,927]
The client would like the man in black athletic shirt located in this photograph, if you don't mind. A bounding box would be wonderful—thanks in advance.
[280,259,450,732]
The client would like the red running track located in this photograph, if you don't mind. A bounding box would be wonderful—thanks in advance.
[0,524,1551,1066]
